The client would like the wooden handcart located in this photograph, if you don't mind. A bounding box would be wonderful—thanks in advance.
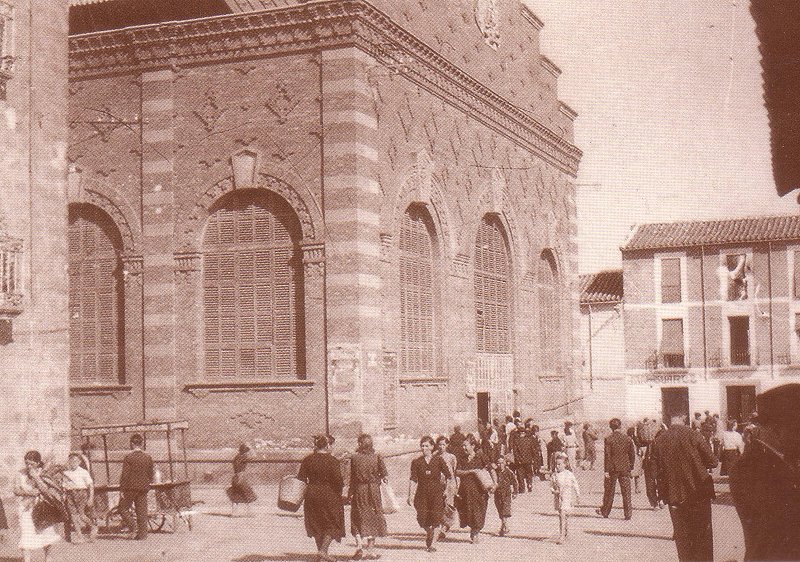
[79,420,200,534]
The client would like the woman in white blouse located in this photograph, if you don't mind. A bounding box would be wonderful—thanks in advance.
[720,419,745,476]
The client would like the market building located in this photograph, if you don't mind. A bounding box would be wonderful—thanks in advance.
[620,214,800,424]
[0,0,71,491]
[66,0,582,446]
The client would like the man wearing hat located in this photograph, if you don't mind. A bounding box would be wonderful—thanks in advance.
[730,383,800,561]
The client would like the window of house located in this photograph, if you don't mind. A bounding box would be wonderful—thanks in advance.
[729,316,751,366]
[538,250,561,371]
[660,318,684,368]
[203,190,305,379]
[474,215,511,354]
[399,205,437,377]
[68,204,124,385]
[726,254,749,301]
[661,257,681,303]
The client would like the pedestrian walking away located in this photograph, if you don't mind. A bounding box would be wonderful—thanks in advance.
[297,434,345,562]
[349,434,387,560]
[597,418,636,520]
[582,422,598,470]
[551,452,580,544]
[407,435,451,553]
[455,434,495,544]
[563,421,579,471]
[730,384,800,561]
[118,433,154,541]
[652,414,718,562]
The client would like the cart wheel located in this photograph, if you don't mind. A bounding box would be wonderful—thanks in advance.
[148,514,166,532]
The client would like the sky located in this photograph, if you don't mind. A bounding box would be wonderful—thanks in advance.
[525,0,798,274]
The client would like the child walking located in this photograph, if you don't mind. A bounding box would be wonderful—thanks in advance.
[493,455,518,536]
[550,452,580,544]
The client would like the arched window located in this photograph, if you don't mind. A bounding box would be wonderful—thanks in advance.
[399,204,437,377]
[68,204,125,384]
[203,190,305,379]
[474,215,511,354]
[538,250,561,373]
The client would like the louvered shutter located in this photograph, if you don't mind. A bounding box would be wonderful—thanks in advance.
[68,206,123,384]
[474,217,511,354]
[661,258,681,303]
[203,192,304,379]
[399,206,436,377]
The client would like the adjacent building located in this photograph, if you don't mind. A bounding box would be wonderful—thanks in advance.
[579,269,624,420]
[0,0,71,491]
[620,214,800,424]
[66,0,582,446]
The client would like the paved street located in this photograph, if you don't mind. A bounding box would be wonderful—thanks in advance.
[0,463,745,562]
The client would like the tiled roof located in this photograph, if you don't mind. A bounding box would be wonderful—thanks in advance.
[622,214,800,252]
[580,270,623,305]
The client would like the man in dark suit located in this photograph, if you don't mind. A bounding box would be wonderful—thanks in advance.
[596,418,636,520]
[730,384,800,561]
[118,433,154,540]
[652,413,718,562]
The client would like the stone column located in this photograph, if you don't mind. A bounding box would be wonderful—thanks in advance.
[321,47,384,436]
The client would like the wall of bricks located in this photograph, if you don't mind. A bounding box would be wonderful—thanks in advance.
[0,0,70,493]
[66,0,581,448]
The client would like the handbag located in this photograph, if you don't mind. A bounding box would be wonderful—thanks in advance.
[380,482,401,515]
[32,496,68,532]
[475,468,494,491]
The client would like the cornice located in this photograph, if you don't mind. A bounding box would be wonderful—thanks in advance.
[68,0,581,176]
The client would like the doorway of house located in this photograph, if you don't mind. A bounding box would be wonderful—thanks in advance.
[726,385,757,424]
[477,392,490,425]
[661,387,689,425]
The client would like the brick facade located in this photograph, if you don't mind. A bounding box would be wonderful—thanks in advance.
[0,0,70,493]
[622,220,800,423]
[67,0,581,446]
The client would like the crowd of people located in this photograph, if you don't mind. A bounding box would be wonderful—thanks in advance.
[292,391,800,562]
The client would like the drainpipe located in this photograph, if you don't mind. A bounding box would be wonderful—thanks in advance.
[587,303,593,391]
[700,245,708,380]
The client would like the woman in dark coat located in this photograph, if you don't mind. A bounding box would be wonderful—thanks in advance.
[297,435,345,562]
[349,434,387,560]
[407,435,451,552]
[455,434,495,543]
[227,444,257,516]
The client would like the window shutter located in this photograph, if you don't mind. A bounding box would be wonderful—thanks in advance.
[661,258,681,303]
[794,251,800,300]
[474,217,511,354]
[203,192,304,380]
[660,319,684,355]
[68,206,123,385]
[399,206,436,377]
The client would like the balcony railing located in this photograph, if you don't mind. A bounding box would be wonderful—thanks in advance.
[661,353,685,369]
[731,349,751,366]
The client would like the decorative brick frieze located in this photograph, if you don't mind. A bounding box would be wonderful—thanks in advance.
[69,0,580,176]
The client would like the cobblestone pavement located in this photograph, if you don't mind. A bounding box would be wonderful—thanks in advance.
[0,467,744,562]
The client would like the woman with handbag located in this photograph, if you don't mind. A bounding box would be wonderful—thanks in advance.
[455,434,495,544]
[349,433,387,560]
[297,435,345,562]
[13,450,61,562]
[407,435,451,553]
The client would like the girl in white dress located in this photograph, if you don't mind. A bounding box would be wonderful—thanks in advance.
[13,451,61,562]
[550,452,580,544]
